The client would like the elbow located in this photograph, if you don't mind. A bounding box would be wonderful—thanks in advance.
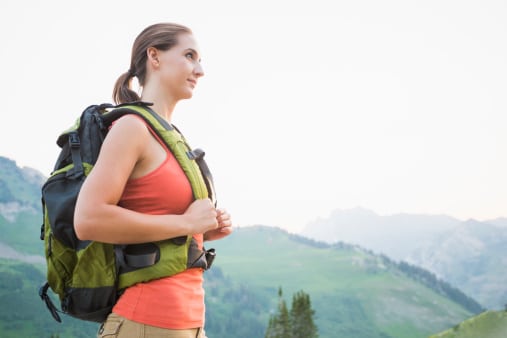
[74,221,88,241]
[74,208,94,241]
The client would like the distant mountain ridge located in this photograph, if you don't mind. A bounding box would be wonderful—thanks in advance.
[0,156,46,256]
[487,217,507,228]
[302,207,507,309]
[0,156,45,213]
[408,219,507,310]
[301,207,461,259]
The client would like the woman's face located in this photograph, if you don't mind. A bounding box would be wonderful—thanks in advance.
[155,33,204,101]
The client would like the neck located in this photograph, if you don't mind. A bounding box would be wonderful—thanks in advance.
[141,86,177,122]
[147,100,176,122]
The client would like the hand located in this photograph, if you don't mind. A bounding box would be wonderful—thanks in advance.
[204,208,233,241]
[183,199,219,234]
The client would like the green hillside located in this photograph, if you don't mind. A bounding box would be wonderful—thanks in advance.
[430,310,507,338]
[0,258,267,338]
[0,224,483,338]
[0,259,98,337]
[0,211,43,255]
[211,226,480,338]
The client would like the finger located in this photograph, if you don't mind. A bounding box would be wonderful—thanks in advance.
[215,210,223,220]
[219,218,232,227]
[220,226,233,234]
[217,210,230,219]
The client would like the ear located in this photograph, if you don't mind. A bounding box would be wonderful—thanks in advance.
[146,47,160,68]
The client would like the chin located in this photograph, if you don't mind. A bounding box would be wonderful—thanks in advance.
[174,93,193,102]
[182,90,194,100]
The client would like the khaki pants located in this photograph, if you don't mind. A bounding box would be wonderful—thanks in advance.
[97,313,207,338]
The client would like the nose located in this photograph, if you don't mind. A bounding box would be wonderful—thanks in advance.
[194,63,204,78]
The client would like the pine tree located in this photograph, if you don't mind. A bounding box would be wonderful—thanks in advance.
[265,287,290,338]
[290,290,318,338]
[265,288,318,338]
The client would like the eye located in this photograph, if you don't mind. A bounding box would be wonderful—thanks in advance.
[185,52,195,60]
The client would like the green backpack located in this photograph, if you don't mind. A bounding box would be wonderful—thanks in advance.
[39,102,217,323]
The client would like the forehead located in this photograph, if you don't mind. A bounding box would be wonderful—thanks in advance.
[175,33,201,54]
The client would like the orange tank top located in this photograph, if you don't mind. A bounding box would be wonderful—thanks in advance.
[112,117,205,329]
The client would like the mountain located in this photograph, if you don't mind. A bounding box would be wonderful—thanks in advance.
[3,225,480,338]
[301,207,507,309]
[0,156,46,256]
[407,219,507,310]
[0,156,45,209]
[213,226,483,338]
[487,217,507,228]
[429,310,507,338]
[301,207,460,260]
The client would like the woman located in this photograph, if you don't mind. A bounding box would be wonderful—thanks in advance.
[74,22,233,338]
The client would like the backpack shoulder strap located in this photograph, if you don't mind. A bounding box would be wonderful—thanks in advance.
[101,103,216,204]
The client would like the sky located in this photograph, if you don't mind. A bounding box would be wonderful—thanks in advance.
[1,0,506,232]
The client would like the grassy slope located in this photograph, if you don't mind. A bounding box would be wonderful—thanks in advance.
[430,310,507,338]
[212,226,473,338]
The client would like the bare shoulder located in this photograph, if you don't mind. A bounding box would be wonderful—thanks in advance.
[90,115,149,169]
[110,114,149,133]
[79,114,149,205]
[106,114,150,145]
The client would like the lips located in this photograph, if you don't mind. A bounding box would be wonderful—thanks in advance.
[188,79,197,88]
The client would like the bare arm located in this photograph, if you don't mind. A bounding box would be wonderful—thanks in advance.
[74,115,219,244]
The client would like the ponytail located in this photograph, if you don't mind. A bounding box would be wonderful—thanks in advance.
[112,70,140,104]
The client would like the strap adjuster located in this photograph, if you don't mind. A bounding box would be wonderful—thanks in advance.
[69,132,80,148]
[187,148,205,161]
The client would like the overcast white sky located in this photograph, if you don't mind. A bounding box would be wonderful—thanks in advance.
[1,0,506,232]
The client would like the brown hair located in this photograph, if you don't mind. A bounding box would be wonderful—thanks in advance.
[112,23,192,104]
